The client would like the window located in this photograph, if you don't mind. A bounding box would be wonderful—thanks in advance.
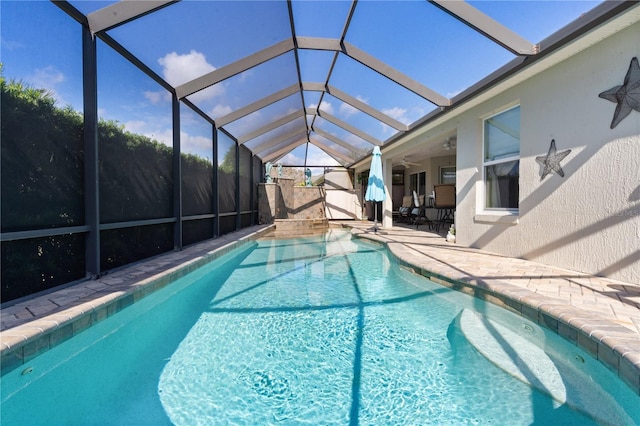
[483,106,520,210]
[392,172,405,185]
[409,171,426,196]
[440,166,456,185]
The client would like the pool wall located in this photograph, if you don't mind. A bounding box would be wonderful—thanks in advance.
[0,225,275,376]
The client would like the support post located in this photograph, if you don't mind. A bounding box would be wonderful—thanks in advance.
[382,157,393,229]
[235,142,241,231]
[82,25,100,278]
[172,94,182,250]
[250,155,256,225]
[212,127,219,237]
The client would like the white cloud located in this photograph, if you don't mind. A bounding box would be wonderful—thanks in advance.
[339,102,358,117]
[382,106,409,124]
[123,120,146,133]
[279,152,304,165]
[1,37,24,51]
[28,66,65,104]
[379,122,392,134]
[226,109,262,133]
[310,100,334,115]
[159,50,213,85]
[410,105,428,120]
[120,122,166,146]
[210,104,233,118]
[30,66,64,87]
[344,134,369,152]
[237,68,254,82]
[150,128,174,146]
[144,90,170,105]
[158,50,224,102]
[307,150,341,166]
[380,106,412,133]
[122,121,213,159]
[189,84,225,102]
[271,143,342,167]
[181,131,213,157]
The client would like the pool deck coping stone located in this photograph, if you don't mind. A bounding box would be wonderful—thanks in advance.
[1,221,638,395]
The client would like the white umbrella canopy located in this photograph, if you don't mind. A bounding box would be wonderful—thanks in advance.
[364,146,386,232]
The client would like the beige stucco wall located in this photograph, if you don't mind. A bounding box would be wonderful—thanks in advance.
[258,183,287,224]
[291,186,325,220]
[323,169,359,219]
[324,169,353,190]
[258,180,326,223]
[325,190,359,219]
[455,21,640,283]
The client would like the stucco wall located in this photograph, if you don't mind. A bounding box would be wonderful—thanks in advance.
[324,169,353,190]
[291,186,325,220]
[279,178,295,215]
[455,21,640,283]
[326,190,358,219]
[258,180,326,223]
[258,183,286,224]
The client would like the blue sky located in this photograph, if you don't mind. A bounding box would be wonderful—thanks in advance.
[1,0,602,165]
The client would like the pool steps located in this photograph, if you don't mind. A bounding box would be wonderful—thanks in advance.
[452,308,637,425]
[271,218,329,236]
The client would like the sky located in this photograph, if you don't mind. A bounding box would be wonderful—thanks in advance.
[0,0,602,166]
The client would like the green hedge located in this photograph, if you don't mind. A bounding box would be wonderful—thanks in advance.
[0,70,234,303]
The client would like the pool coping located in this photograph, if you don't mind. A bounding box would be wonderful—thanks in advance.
[341,224,640,396]
[1,223,639,398]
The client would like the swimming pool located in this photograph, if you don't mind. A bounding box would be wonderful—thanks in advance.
[1,229,638,425]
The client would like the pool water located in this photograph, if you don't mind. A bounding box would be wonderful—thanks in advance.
[1,230,638,425]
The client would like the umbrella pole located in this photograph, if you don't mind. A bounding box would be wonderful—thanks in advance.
[374,202,378,233]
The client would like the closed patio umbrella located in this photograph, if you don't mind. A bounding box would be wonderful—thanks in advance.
[364,146,386,233]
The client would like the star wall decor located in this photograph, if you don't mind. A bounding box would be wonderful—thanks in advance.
[536,139,571,180]
[598,57,640,129]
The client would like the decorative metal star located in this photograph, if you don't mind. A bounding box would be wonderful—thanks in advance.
[536,139,571,180]
[598,57,640,129]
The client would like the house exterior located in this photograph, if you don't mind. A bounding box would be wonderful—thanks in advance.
[358,9,639,284]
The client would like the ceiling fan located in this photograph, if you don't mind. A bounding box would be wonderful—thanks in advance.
[443,137,457,151]
[397,156,421,168]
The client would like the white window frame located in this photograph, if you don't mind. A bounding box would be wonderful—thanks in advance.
[481,105,520,216]
[439,166,456,185]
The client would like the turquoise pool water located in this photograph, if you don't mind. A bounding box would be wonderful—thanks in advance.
[1,230,638,425]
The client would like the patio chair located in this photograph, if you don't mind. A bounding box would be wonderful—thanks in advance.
[396,195,413,223]
[433,184,455,231]
[409,191,426,226]
[410,191,433,230]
